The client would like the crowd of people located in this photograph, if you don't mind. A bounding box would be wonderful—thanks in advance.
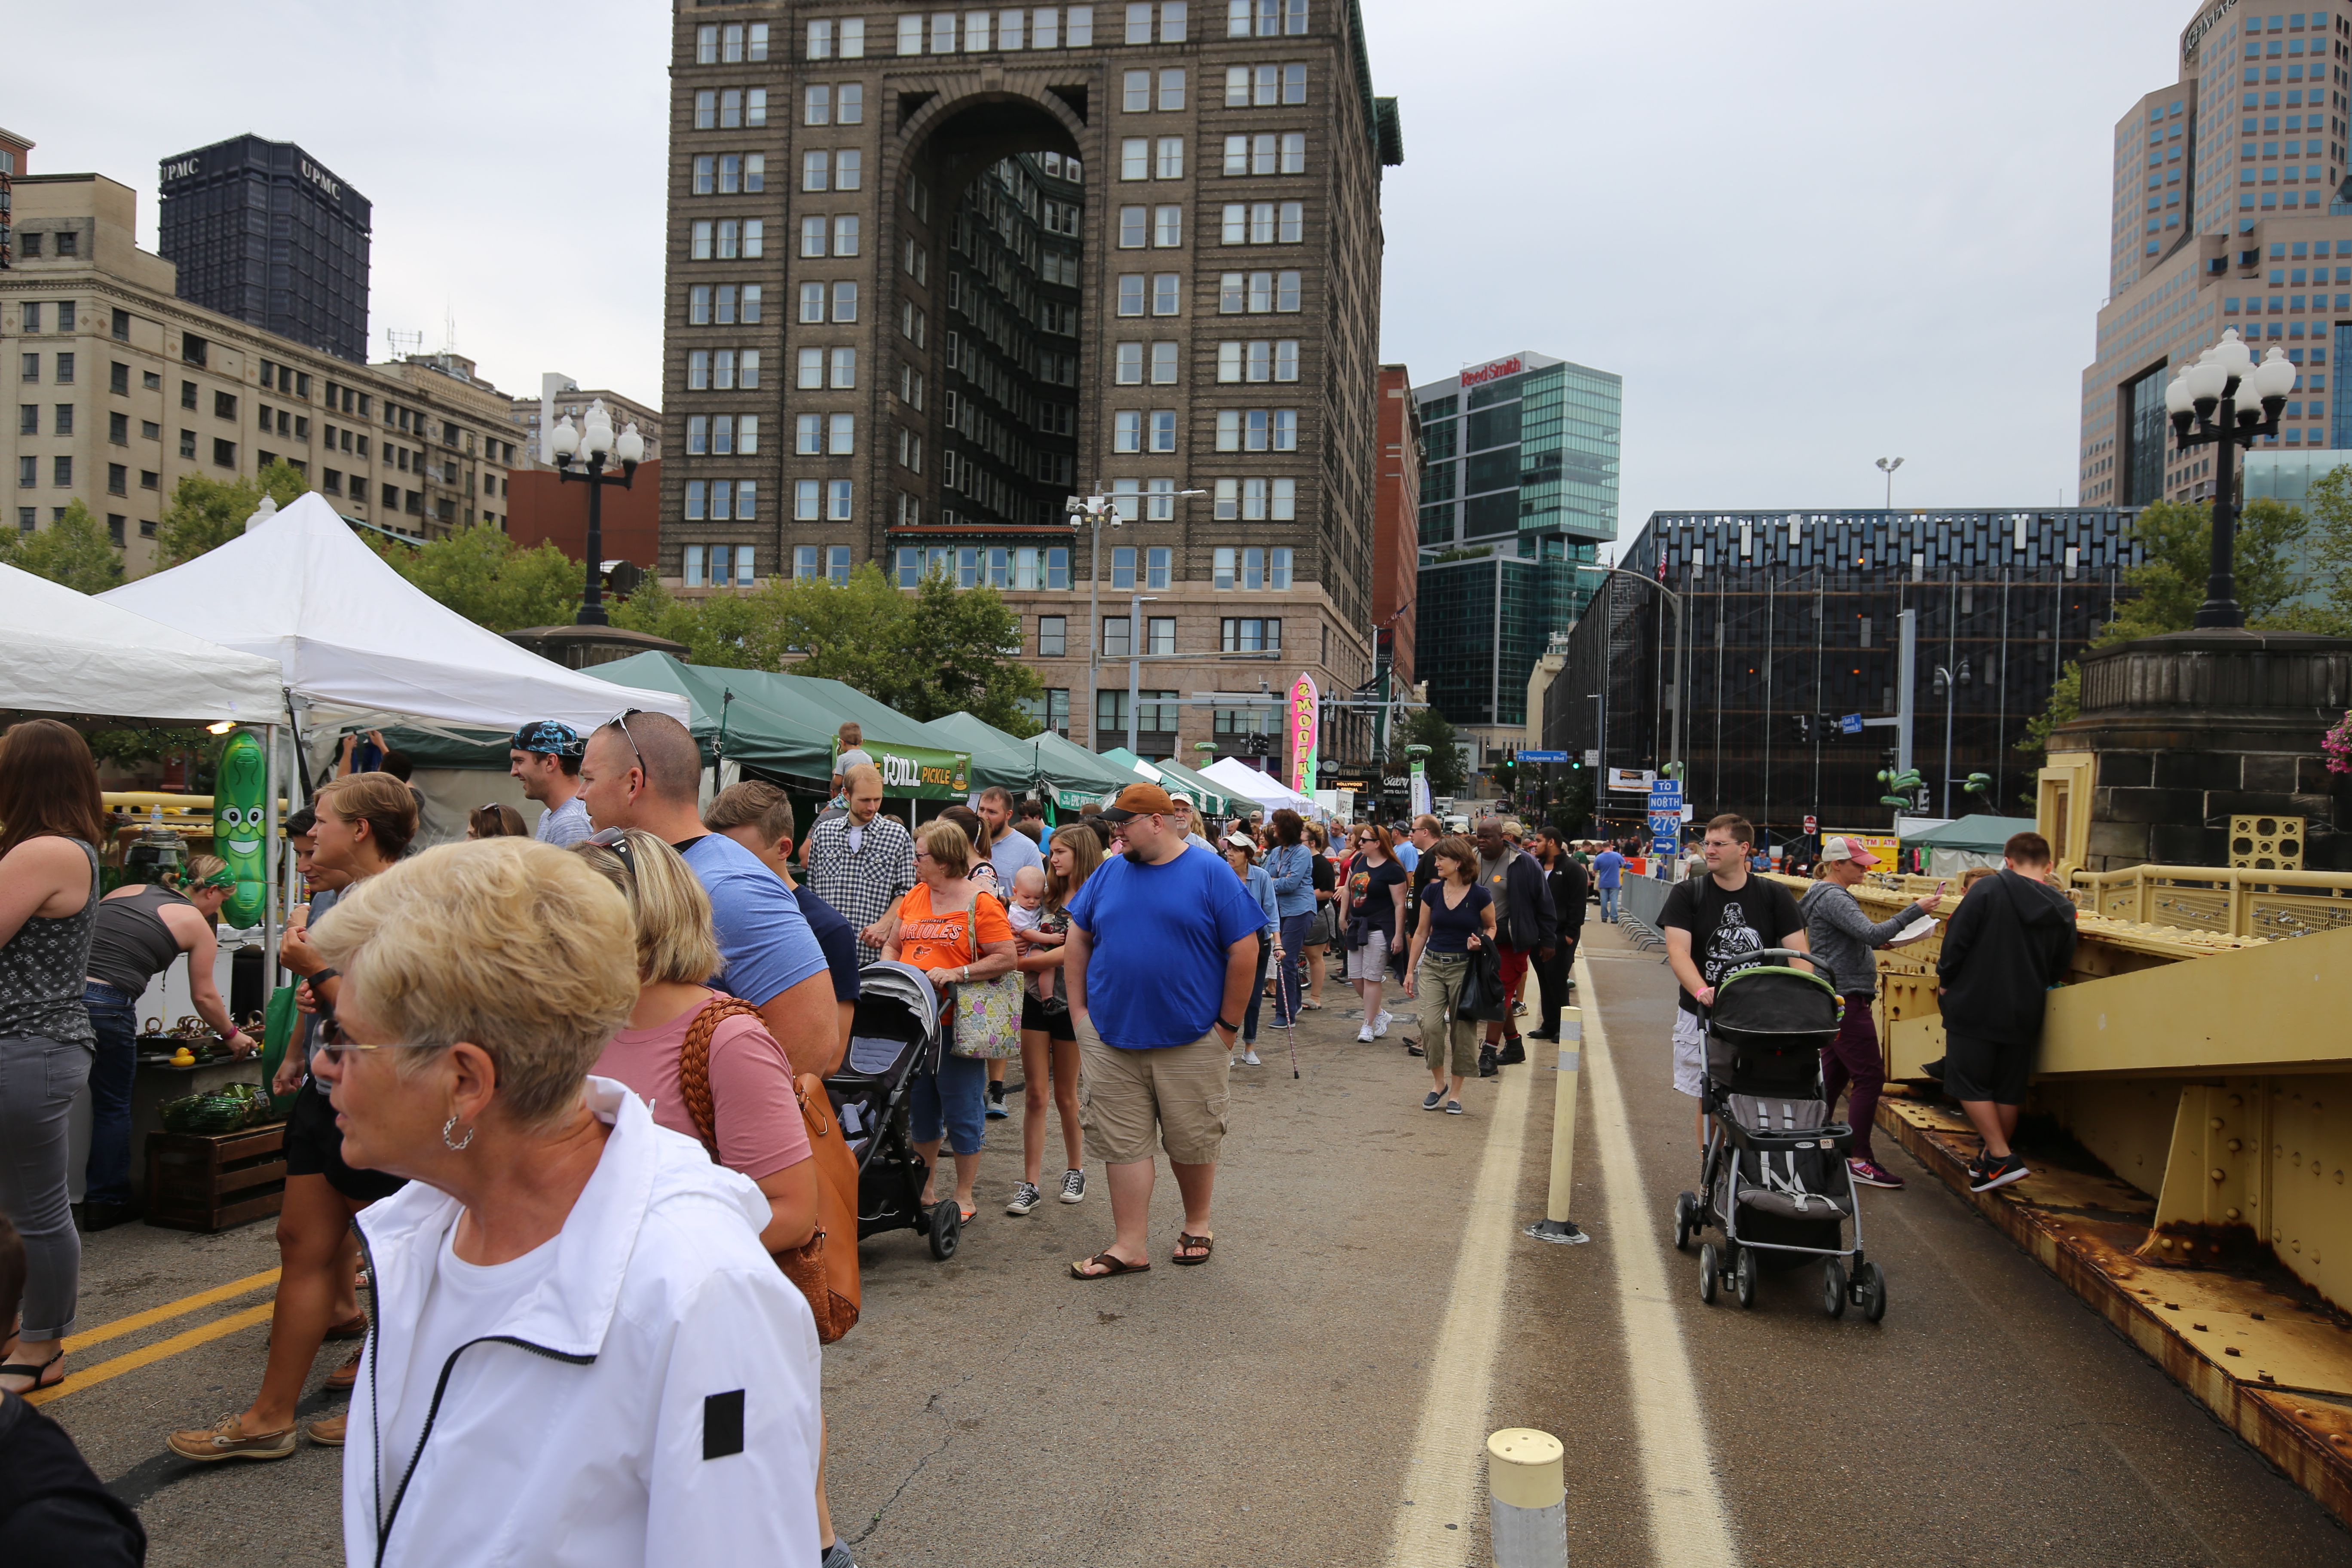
[0,699,2086,1563]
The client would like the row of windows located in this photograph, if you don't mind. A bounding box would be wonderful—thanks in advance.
[689,153,766,194]
[683,414,762,455]
[685,349,766,389]
[693,21,772,63]
[896,544,1074,590]
[684,544,757,587]
[692,88,769,130]
[688,283,767,324]
[1107,200,1303,247]
[799,150,864,192]
[801,84,867,126]
[876,0,1306,56]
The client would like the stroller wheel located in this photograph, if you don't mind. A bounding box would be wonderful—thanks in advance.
[1672,1192,1697,1253]
[1733,1246,1758,1310]
[1696,1242,1720,1304]
[1856,1260,1887,1323]
[928,1199,962,1261]
[1821,1259,1849,1320]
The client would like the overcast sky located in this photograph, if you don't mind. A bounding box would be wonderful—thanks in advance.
[16,0,2194,550]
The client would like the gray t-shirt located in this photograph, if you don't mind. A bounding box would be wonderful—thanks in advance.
[534,793,592,848]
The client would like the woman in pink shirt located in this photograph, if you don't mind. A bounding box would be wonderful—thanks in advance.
[577,830,817,1252]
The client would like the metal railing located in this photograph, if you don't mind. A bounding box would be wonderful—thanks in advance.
[2066,862,2352,941]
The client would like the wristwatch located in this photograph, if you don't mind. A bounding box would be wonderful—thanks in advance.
[1217,1017,1241,1034]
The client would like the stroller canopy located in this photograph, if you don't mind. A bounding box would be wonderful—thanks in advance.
[1710,964,1839,1038]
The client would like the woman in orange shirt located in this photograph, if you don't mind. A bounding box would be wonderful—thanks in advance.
[882,819,1017,1223]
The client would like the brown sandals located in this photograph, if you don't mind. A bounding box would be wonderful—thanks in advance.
[1071,1250,1151,1279]
[1171,1232,1214,1265]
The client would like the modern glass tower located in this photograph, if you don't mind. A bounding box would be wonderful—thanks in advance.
[159,135,372,363]
[1411,350,1621,735]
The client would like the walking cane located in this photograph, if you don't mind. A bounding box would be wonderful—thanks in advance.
[1270,935,1301,1079]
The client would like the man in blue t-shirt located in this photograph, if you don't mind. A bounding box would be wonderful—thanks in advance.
[579,711,841,1075]
[1064,784,1265,1280]
[1592,845,1626,924]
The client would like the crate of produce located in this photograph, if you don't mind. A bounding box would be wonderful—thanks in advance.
[145,1122,288,1232]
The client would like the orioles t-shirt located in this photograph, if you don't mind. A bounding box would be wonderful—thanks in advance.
[1658,873,1804,1016]
[894,881,1014,974]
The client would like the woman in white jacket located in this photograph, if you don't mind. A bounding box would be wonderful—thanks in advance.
[306,837,823,1568]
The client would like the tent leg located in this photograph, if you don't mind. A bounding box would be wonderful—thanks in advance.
[263,724,282,993]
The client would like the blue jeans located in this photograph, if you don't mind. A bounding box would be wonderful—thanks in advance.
[1599,886,1620,923]
[1276,912,1316,1024]
[82,983,141,1207]
[1241,933,1270,1043]
[910,1050,989,1157]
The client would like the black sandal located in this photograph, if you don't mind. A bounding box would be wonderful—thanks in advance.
[0,1358,65,1393]
[1171,1231,1215,1265]
[1071,1250,1151,1279]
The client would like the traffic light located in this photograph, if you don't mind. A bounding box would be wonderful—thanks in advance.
[1792,714,1813,744]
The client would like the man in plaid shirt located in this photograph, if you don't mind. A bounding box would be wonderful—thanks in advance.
[805,763,916,964]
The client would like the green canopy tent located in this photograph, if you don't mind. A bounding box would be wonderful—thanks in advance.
[588,655,971,800]
[1029,729,1154,812]
[920,711,1060,800]
[1899,813,2038,877]
[1097,747,1233,821]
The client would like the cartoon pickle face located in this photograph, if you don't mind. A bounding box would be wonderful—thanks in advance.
[215,730,269,927]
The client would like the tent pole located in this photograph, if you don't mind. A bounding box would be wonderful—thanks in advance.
[263,723,282,993]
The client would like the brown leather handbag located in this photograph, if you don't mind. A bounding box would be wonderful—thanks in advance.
[677,996,862,1344]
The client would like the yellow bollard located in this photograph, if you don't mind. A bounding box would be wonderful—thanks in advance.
[1487,1427,1568,1568]
[1525,1008,1588,1244]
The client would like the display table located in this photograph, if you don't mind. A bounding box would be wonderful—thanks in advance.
[128,1055,266,1203]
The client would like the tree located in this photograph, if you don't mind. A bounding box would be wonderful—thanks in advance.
[375,524,588,633]
[2289,467,2352,636]
[0,500,124,593]
[153,461,309,569]
[2016,496,2315,784]
[1387,706,1466,798]
[611,563,1044,729]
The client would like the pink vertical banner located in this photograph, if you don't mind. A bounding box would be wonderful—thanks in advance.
[1287,674,1319,797]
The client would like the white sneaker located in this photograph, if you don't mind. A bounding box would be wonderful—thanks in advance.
[1357,1023,1375,1043]
[1373,1011,1393,1037]
[1240,1047,1262,1066]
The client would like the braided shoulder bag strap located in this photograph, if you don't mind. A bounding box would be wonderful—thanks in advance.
[676,995,766,1157]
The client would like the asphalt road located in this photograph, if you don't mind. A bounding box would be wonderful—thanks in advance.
[36,918,2352,1566]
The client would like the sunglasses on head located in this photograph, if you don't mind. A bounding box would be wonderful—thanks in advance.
[587,826,640,884]
[606,709,647,777]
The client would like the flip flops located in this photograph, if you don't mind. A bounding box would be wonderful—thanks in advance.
[1171,1232,1214,1265]
[1071,1250,1151,1279]
[0,1359,64,1394]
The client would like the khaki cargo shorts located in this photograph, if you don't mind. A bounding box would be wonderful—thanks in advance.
[1073,1016,1232,1167]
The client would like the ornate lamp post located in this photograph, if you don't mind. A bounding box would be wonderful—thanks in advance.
[2166,328,2298,630]
[549,398,645,626]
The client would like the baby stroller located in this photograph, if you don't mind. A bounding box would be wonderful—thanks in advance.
[1670,951,1887,1321]
[826,961,963,1261]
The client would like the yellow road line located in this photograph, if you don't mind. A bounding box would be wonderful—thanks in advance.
[1580,950,1741,1566]
[62,1268,281,1355]
[1386,990,1536,1564]
[25,1302,276,1407]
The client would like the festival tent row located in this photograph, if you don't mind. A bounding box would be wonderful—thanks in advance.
[1198,753,1322,817]
[1096,747,1237,821]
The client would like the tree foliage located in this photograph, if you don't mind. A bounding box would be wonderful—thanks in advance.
[2291,466,2352,636]
[2016,496,2318,785]
[372,524,588,633]
[1387,706,1466,798]
[153,461,310,569]
[612,564,1044,732]
[0,499,124,594]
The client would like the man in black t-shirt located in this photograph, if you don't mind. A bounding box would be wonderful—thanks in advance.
[1658,813,1808,1146]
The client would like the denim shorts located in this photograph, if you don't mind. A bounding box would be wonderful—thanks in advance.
[909,1051,989,1157]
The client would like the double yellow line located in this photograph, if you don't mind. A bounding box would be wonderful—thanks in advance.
[24,1268,281,1409]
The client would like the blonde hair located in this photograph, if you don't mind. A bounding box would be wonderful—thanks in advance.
[315,771,418,859]
[703,780,795,846]
[184,853,228,881]
[309,839,637,1130]
[571,829,723,986]
[916,817,973,878]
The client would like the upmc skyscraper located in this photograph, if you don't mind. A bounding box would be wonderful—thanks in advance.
[159,135,372,363]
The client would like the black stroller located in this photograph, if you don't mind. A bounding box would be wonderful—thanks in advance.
[826,961,964,1261]
[1671,951,1887,1321]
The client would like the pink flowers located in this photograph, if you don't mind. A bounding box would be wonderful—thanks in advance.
[2326,710,2352,775]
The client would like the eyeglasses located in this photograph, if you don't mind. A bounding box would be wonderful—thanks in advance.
[313,1015,441,1061]
[607,709,647,778]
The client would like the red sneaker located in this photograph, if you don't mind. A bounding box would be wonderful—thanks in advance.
[1848,1157,1905,1190]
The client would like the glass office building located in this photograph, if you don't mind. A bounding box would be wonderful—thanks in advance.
[1412,351,1620,731]
[1544,508,2143,838]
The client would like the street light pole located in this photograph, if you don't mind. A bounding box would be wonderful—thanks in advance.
[550,400,645,625]
[1876,456,1905,512]
[2168,328,2297,628]
[1067,484,1206,750]
[1127,591,1159,755]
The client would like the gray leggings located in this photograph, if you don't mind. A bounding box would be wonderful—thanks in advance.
[0,1034,92,1341]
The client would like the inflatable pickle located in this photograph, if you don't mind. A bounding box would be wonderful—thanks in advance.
[214,729,269,928]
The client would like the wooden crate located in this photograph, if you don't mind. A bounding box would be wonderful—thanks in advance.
[145,1122,288,1233]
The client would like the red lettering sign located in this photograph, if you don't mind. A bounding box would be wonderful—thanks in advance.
[1459,356,1522,389]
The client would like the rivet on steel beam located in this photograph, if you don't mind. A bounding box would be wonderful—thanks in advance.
[2212,1168,2227,1182]
[2226,1207,2242,1220]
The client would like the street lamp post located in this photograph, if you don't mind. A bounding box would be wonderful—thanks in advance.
[1126,592,1160,756]
[550,399,645,626]
[2167,327,2298,628]
[1066,484,1205,750]
[1932,657,1971,817]
[1876,456,1905,511]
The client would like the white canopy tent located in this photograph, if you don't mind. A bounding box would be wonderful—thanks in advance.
[101,493,688,735]
[1198,755,1325,818]
[0,562,284,725]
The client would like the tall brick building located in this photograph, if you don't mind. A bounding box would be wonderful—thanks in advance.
[659,1,1400,762]
[1372,361,1418,691]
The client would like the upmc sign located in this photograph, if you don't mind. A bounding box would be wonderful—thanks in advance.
[1459,356,1523,389]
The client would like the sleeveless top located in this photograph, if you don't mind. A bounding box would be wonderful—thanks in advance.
[87,882,194,996]
[0,839,101,1045]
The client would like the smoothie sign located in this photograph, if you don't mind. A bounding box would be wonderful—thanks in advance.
[1288,674,1318,797]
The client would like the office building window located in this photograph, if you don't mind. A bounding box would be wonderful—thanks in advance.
[1115,410,1144,452]
[827,545,852,584]
[1154,205,1183,246]
[829,480,854,520]
[1119,206,1148,248]
[1116,343,1145,384]
[1039,615,1068,656]
[1222,616,1280,652]
[1118,274,1148,315]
